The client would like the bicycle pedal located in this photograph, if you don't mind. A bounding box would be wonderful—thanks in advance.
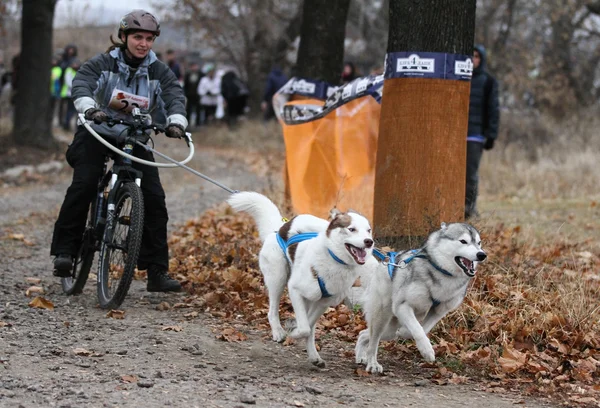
[118,216,131,225]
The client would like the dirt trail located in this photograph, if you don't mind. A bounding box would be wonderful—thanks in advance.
[0,136,556,408]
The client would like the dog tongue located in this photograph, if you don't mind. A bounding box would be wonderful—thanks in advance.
[352,247,367,263]
[462,258,473,269]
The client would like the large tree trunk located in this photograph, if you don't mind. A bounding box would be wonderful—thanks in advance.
[294,0,350,83]
[373,0,476,247]
[13,0,57,149]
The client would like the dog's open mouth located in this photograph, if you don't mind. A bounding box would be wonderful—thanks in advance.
[455,256,476,277]
[345,244,367,265]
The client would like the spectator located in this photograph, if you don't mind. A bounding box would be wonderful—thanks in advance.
[60,59,81,131]
[261,66,287,121]
[465,44,500,219]
[197,63,220,125]
[220,69,249,128]
[166,49,183,84]
[58,44,78,127]
[341,61,357,84]
[183,62,203,128]
[49,54,63,126]
[9,53,20,105]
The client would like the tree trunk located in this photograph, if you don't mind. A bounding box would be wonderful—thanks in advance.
[13,0,57,149]
[294,0,350,83]
[373,0,476,248]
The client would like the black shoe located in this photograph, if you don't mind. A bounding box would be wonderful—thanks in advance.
[147,265,182,293]
[53,254,73,277]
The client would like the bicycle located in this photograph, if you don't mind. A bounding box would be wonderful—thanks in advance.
[61,109,194,310]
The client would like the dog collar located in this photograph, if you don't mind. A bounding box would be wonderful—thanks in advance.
[327,249,347,265]
[400,249,454,277]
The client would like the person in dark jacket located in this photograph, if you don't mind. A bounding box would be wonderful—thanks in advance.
[341,61,357,84]
[465,44,500,219]
[261,66,287,121]
[183,62,203,128]
[58,44,78,128]
[51,9,188,292]
[220,69,248,128]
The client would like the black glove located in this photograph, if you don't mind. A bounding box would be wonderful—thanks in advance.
[165,123,185,139]
[483,138,495,150]
[85,108,108,124]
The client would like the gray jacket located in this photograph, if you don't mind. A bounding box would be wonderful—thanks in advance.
[72,48,187,137]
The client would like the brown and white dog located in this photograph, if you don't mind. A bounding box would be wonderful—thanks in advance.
[228,191,374,367]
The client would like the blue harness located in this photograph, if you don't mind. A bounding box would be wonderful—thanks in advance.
[372,248,453,309]
[276,232,347,298]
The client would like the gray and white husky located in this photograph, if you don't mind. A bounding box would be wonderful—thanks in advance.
[355,222,486,373]
[228,191,374,367]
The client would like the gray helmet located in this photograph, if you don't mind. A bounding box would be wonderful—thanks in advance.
[119,10,160,37]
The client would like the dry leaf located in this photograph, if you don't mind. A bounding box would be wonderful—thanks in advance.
[25,277,42,284]
[25,286,44,297]
[106,310,125,319]
[28,296,54,310]
[156,301,171,311]
[355,368,370,377]
[73,348,92,356]
[292,401,305,407]
[184,311,199,319]
[217,327,247,342]
[162,325,183,332]
[120,375,138,383]
[0,321,10,328]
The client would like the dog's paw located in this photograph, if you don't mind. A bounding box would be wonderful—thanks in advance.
[289,327,310,339]
[366,361,383,374]
[272,328,287,343]
[419,346,436,362]
[310,357,326,368]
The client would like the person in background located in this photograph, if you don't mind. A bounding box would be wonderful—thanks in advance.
[60,59,81,131]
[197,63,220,125]
[183,61,203,128]
[58,44,78,127]
[261,66,287,121]
[465,44,500,219]
[166,49,183,85]
[49,55,63,126]
[220,69,249,128]
[51,9,187,292]
[341,61,357,84]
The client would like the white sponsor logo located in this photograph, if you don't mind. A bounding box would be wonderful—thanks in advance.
[356,78,370,93]
[455,58,473,77]
[291,79,316,94]
[326,86,338,97]
[342,84,353,99]
[396,54,435,74]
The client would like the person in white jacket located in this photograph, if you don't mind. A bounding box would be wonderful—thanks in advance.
[197,63,221,124]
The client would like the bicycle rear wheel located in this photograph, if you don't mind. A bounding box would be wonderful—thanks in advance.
[61,217,95,295]
[97,182,144,309]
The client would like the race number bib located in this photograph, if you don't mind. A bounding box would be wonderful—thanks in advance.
[108,88,150,113]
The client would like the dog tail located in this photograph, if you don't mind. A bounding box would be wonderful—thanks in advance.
[227,191,284,241]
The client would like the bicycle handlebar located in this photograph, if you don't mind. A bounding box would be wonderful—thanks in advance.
[78,113,195,168]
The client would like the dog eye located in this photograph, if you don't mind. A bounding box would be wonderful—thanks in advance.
[460,239,468,244]
[348,227,356,232]
[367,229,372,234]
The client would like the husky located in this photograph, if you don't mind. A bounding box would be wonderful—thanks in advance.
[227,191,374,367]
[355,222,486,373]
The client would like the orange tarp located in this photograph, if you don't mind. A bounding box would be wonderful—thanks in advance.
[281,97,381,219]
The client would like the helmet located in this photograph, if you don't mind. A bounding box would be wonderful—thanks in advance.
[119,10,160,38]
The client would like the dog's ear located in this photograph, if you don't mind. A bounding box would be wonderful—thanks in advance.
[440,222,448,231]
[329,207,342,220]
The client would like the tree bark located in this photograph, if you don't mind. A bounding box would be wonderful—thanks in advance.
[373,0,476,248]
[294,0,350,83]
[13,0,57,149]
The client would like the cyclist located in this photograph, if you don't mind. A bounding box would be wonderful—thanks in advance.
[51,10,187,292]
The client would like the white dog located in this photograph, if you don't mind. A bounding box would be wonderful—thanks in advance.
[228,191,374,367]
[355,222,486,373]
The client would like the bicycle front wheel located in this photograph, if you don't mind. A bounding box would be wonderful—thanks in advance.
[61,223,95,295]
[97,182,144,309]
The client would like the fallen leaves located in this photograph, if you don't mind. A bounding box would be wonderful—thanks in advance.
[162,325,183,332]
[28,296,54,310]
[25,286,44,297]
[105,310,125,319]
[120,375,138,383]
[217,327,247,342]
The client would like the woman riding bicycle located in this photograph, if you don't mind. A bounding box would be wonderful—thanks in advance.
[51,10,186,292]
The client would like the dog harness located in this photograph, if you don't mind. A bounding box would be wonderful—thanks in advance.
[275,232,347,298]
[373,248,452,309]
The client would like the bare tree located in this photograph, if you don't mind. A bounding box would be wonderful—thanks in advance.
[294,0,351,83]
[12,0,57,149]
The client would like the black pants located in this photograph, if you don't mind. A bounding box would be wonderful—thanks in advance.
[186,98,201,127]
[51,126,170,270]
[465,141,484,217]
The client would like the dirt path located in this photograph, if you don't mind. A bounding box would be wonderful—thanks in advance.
[0,136,557,408]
